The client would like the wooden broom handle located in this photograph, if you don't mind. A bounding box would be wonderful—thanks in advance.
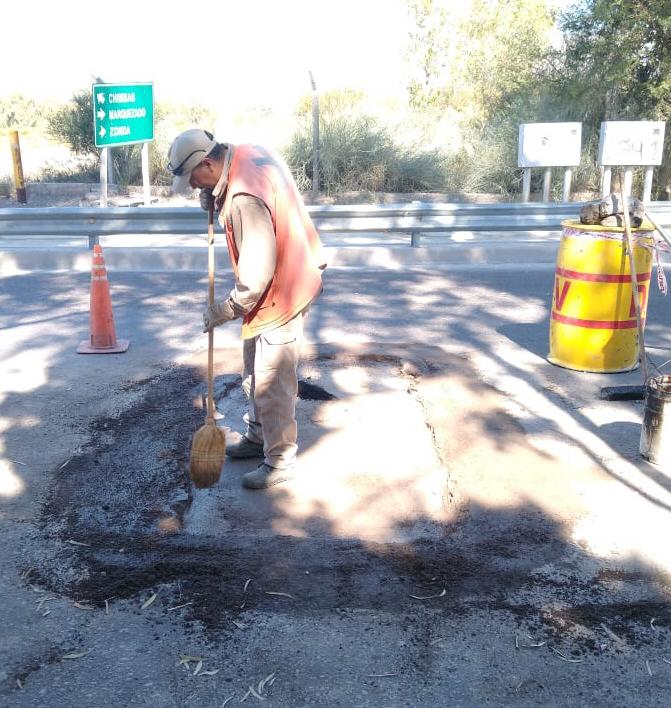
[619,174,649,383]
[207,202,215,420]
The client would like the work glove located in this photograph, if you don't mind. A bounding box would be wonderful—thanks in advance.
[199,188,214,212]
[203,298,235,332]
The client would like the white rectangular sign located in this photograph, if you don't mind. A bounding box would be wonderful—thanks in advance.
[598,121,665,166]
[518,122,582,168]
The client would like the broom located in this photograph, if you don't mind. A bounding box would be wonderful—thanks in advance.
[600,174,649,401]
[189,201,226,487]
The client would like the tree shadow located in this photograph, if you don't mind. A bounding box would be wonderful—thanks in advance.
[3,259,671,704]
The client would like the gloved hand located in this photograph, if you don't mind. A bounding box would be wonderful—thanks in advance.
[203,299,235,332]
[199,188,214,212]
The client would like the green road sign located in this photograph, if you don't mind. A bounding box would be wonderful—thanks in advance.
[92,83,154,148]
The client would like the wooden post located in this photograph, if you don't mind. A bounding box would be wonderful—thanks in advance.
[9,130,27,203]
[542,167,552,202]
[562,168,572,202]
[522,168,531,202]
[142,142,151,206]
[99,148,108,208]
[309,70,319,198]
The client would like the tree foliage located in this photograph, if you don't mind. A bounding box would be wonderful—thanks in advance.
[406,0,555,126]
[47,90,97,156]
[559,0,671,125]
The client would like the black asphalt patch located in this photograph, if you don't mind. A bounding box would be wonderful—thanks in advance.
[31,350,671,665]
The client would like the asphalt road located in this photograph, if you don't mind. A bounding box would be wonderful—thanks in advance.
[2,262,671,707]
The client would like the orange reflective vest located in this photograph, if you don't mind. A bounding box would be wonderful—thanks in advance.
[221,144,326,339]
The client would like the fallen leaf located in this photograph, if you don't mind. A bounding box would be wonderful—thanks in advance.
[258,672,276,694]
[16,678,23,689]
[221,696,234,707]
[646,660,653,677]
[248,685,266,701]
[42,610,51,617]
[67,539,91,547]
[264,592,295,600]
[368,673,396,677]
[36,596,58,611]
[73,602,95,611]
[198,669,220,676]
[193,660,203,676]
[408,589,446,600]
[232,620,247,630]
[663,658,671,666]
[61,651,90,660]
[600,623,622,643]
[168,602,193,612]
[141,593,157,610]
[178,655,203,666]
[244,579,252,593]
[549,646,583,663]
[10,460,26,466]
[59,459,71,469]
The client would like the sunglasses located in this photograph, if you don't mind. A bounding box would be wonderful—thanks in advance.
[168,149,208,177]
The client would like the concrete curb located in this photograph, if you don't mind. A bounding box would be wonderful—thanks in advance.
[0,239,565,273]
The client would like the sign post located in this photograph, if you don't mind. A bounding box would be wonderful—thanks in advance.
[92,83,154,206]
[518,123,582,202]
[598,121,666,203]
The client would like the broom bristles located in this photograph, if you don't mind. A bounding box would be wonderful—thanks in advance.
[189,420,226,488]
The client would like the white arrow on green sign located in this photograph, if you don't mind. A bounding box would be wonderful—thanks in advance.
[92,83,154,148]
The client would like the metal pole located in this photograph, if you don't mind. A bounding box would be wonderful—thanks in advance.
[562,168,572,202]
[141,142,151,206]
[624,167,633,199]
[643,166,654,205]
[601,167,612,197]
[99,148,108,208]
[309,70,319,198]
[542,167,552,203]
[9,130,27,203]
[522,168,531,203]
[107,149,115,187]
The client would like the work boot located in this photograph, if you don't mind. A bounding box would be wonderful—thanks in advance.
[225,435,264,459]
[242,463,294,490]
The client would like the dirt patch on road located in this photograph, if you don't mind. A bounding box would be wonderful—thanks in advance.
[32,343,671,655]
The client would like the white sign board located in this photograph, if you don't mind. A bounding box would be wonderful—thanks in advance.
[518,122,582,168]
[598,121,665,166]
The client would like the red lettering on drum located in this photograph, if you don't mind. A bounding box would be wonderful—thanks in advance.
[554,280,571,311]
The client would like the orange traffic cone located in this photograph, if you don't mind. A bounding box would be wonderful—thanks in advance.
[77,244,129,354]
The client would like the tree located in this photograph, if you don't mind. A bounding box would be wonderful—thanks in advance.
[405,0,555,126]
[47,90,97,156]
[558,0,671,195]
[559,0,671,124]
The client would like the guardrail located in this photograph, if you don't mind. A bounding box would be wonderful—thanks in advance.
[1,202,671,248]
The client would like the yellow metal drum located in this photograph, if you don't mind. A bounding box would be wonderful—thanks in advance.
[548,220,654,373]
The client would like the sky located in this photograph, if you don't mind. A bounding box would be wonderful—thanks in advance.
[3,0,575,150]
[4,0,409,111]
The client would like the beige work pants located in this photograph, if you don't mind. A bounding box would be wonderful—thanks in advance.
[241,311,305,469]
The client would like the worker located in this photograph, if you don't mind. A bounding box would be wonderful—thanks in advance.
[167,129,326,489]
